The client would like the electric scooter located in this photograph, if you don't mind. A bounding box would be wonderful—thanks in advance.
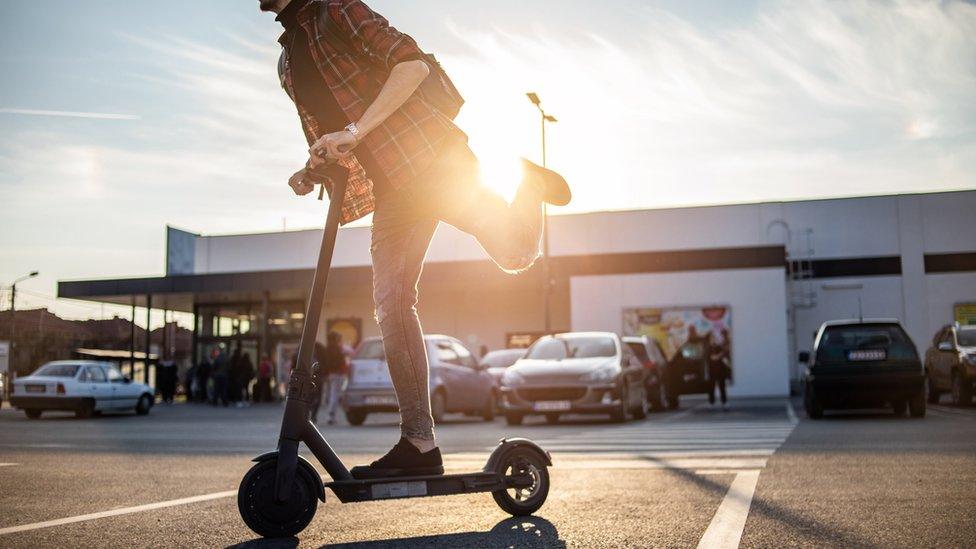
[237,167,552,539]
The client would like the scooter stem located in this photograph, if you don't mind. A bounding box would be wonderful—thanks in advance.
[275,177,348,502]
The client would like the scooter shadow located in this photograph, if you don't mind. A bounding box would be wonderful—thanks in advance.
[231,516,564,549]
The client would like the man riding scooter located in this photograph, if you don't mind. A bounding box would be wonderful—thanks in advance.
[260,0,570,479]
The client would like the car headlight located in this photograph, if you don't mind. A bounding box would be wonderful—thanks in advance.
[501,371,524,387]
[581,367,616,383]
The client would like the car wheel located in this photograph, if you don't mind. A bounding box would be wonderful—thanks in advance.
[482,393,496,422]
[75,400,95,419]
[632,385,648,419]
[505,413,523,426]
[610,383,628,423]
[647,381,664,411]
[805,388,823,419]
[926,374,940,404]
[431,390,447,423]
[136,394,153,416]
[544,413,560,425]
[345,409,367,426]
[909,389,926,418]
[951,372,973,407]
[665,384,680,410]
[891,400,907,416]
[24,409,42,419]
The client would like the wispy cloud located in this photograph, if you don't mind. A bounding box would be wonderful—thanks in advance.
[445,0,976,211]
[0,108,141,120]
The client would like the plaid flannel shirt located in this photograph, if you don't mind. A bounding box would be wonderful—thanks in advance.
[277,0,464,224]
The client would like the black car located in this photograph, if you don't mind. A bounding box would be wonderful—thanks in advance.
[801,319,925,418]
[659,338,712,409]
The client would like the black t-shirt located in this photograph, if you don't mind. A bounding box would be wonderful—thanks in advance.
[278,0,390,195]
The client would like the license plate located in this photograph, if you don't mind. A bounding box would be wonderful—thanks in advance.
[365,395,398,406]
[534,400,571,411]
[848,349,886,361]
[25,385,46,393]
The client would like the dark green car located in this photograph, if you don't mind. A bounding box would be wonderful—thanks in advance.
[801,319,925,419]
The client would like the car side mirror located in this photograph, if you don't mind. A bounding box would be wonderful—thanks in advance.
[123,376,132,384]
[798,351,810,364]
[937,341,954,352]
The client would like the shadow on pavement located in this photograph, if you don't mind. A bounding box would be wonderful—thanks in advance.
[228,517,564,549]
[642,456,879,548]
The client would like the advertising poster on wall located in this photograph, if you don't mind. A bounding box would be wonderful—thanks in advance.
[622,305,732,363]
[955,303,976,326]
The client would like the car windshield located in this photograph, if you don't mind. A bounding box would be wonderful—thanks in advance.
[354,340,386,360]
[957,328,976,347]
[625,342,650,361]
[526,336,616,360]
[817,324,917,362]
[481,350,525,369]
[33,364,81,378]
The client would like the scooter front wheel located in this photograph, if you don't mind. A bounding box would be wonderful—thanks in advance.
[238,458,319,538]
[491,446,550,516]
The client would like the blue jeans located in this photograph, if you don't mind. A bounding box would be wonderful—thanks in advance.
[370,142,542,441]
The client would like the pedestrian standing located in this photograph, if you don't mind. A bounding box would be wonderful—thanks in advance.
[240,352,255,406]
[255,354,274,403]
[320,332,350,425]
[157,359,177,404]
[196,354,212,403]
[708,330,731,410]
[212,347,230,407]
[229,347,243,405]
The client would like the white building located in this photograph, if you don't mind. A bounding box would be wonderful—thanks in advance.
[60,190,976,397]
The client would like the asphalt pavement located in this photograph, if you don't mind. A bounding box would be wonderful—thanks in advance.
[0,396,973,548]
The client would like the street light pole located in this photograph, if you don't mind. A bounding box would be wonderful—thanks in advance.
[8,270,39,378]
[526,93,557,335]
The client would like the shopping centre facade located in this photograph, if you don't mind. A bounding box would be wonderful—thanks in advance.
[59,189,976,397]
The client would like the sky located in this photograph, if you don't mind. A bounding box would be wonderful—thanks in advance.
[1,0,974,323]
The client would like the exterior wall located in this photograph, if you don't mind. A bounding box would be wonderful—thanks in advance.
[792,276,906,352]
[924,272,976,345]
[186,191,974,275]
[569,268,790,397]
[314,283,571,354]
[168,190,974,389]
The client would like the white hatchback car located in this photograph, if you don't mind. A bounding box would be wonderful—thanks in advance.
[10,360,155,419]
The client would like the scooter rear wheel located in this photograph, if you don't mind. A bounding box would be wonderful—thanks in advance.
[238,458,319,538]
[491,446,550,516]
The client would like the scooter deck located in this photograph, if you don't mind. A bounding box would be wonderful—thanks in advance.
[326,470,532,503]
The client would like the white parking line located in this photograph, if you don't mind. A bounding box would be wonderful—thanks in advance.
[0,490,236,536]
[929,405,976,419]
[785,402,798,424]
[696,469,761,549]
[0,463,18,467]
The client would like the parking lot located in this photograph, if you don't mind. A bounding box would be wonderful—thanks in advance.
[0,397,974,548]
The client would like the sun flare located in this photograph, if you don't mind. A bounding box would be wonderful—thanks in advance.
[476,147,523,204]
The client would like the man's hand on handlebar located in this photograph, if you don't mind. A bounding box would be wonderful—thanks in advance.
[308,130,357,168]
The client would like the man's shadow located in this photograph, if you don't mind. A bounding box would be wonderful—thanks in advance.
[230,516,564,549]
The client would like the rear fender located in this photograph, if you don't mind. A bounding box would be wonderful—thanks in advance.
[483,438,552,473]
[251,451,326,502]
